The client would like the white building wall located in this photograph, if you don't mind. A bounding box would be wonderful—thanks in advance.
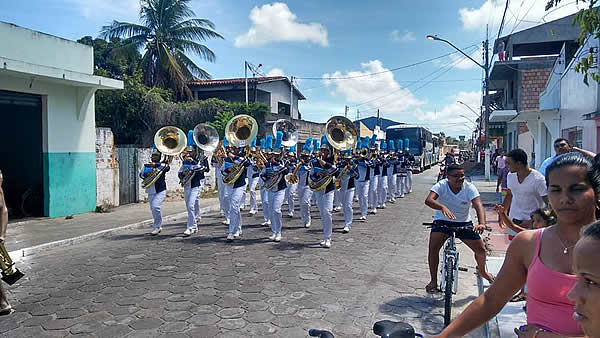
[0,74,95,153]
[560,37,600,153]
[0,22,93,74]
[258,81,300,119]
[96,128,119,207]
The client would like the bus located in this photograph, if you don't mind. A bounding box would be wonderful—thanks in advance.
[386,125,439,172]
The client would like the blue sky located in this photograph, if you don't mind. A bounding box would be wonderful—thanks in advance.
[1,0,585,137]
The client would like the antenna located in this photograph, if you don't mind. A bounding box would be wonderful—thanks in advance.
[247,62,265,77]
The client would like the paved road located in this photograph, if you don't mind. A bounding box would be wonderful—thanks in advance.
[0,168,484,337]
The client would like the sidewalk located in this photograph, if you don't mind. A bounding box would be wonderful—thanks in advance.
[6,196,224,259]
[469,175,526,338]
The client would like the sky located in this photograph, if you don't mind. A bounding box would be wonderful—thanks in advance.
[0,0,587,137]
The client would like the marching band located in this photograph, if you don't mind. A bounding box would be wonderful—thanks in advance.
[139,115,417,248]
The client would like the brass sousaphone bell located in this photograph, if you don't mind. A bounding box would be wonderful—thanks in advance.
[179,123,219,186]
[142,126,187,189]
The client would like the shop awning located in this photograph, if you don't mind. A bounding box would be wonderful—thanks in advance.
[489,110,518,122]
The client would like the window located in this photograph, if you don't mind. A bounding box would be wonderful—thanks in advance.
[562,127,583,149]
[277,102,290,116]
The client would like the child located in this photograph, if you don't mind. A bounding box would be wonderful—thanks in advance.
[494,206,556,303]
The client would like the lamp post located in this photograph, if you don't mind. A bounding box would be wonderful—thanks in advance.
[458,100,483,163]
[428,34,491,180]
[457,100,480,117]
[459,114,478,125]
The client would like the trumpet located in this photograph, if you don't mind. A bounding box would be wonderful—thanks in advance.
[251,148,268,170]
[142,126,187,189]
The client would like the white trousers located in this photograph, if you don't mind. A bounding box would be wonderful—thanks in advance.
[260,184,269,222]
[369,175,379,209]
[216,170,225,214]
[396,175,407,197]
[222,184,233,221]
[247,176,259,212]
[184,186,201,230]
[387,173,396,201]
[267,189,286,234]
[343,187,355,227]
[356,181,370,217]
[148,190,166,229]
[406,171,413,192]
[228,185,245,234]
[298,184,313,226]
[377,176,388,206]
[315,190,334,241]
[333,187,343,208]
[286,183,297,214]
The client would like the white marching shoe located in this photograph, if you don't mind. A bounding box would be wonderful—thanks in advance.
[249,210,257,215]
[287,212,294,218]
[261,220,271,226]
[359,216,367,222]
[226,233,234,241]
[320,240,332,248]
[268,233,277,241]
[183,228,196,237]
[151,228,162,235]
[304,221,311,228]
[274,233,282,242]
[233,231,241,239]
[343,226,350,233]
[222,219,230,225]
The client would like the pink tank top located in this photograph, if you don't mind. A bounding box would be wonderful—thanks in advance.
[526,229,582,335]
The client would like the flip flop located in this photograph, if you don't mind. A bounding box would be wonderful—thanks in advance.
[425,284,440,293]
[0,306,13,316]
[510,294,527,302]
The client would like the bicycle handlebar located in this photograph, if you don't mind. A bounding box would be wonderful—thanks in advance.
[308,328,335,338]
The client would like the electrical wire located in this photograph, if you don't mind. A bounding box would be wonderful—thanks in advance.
[294,43,479,80]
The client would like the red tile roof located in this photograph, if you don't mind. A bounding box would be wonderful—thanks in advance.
[187,76,305,100]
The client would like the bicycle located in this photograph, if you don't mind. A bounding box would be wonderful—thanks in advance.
[308,320,423,337]
[424,222,474,327]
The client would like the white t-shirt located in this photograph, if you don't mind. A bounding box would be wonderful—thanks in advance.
[506,169,547,234]
[431,179,480,222]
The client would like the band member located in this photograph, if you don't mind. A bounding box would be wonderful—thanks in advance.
[222,143,250,241]
[377,141,389,209]
[397,142,408,199]
[179,132,209,237]
[310,135,337,248]
[404,139,414,194]
[387,140,397,204]
[285,145,298,218]
[245,138,260,215]
[339,150,358,232]
[297,139,313,228]
[368,135,379,214]
[140,145,170,235]
[395,139,404,199]
[211,137,228,220]
[262,131,288,242]
[333,152,343,213]
[0,170,13,315]
[356,138,371,222]
[260,136,272,226]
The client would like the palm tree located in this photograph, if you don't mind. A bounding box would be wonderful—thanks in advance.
[100,0,223,100]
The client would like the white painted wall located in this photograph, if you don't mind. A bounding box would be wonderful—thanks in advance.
[259,81,300,119]
[0,22,93,74]
[0,74,95,153]
[560,37,600,153]
[96,128,119,207]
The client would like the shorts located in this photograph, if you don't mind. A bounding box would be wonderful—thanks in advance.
[431,220,481,240]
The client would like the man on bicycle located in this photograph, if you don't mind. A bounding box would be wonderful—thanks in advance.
[424,164,494,293]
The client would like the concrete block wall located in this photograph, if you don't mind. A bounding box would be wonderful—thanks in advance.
[135,149,217,201]
[520,69,552,111]
[95,128,119,207]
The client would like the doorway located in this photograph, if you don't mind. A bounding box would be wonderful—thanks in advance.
[0,90,44,217]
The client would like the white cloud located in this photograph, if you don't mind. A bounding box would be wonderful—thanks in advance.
[266,67,286,77]
[234,2,328,47]
[66,0,139,19]
[415,91,482,136]
[322,60,424,118]
[390,30,416,42]
[449,47,483,70]
[459,0,586,33]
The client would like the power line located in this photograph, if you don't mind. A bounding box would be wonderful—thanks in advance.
[497,0,510,40]
[294,43,479,80]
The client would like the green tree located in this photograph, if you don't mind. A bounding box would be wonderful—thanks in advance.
[208,111,235,139]
[100,0,224,100]
[78,36,141,79]
[546,0,600,84]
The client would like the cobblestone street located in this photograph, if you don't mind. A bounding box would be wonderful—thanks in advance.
[0,170,484,337]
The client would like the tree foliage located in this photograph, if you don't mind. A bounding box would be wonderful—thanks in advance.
[99,0,223,100]
[546,0,600,84]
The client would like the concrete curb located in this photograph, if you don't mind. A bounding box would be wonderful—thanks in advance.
[9,203,223,262]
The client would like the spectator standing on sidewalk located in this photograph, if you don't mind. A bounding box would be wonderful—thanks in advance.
[495,149,507,193]
[492,149,500,175]
[434,152,595,338]
[539,138,596,176]
[501,149,548,240]
[0,170,13,315]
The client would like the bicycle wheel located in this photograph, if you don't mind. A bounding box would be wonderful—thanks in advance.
[444,256,455,327]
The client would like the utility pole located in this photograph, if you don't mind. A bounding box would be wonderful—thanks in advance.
[484,28,491,180]
[344,105,348,118]
[290,76,294,117]
[356,109,360,121]
[244,61,248,105]
[377,108,380,126]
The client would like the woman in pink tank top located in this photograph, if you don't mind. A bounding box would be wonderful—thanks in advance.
[436,152,598,338]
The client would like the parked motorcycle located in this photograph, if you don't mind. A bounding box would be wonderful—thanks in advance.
[437,164,446,182]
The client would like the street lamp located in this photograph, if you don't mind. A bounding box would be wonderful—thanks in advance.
[428,34,491,180]
[459,114,477,125]
[457,100,479,117]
